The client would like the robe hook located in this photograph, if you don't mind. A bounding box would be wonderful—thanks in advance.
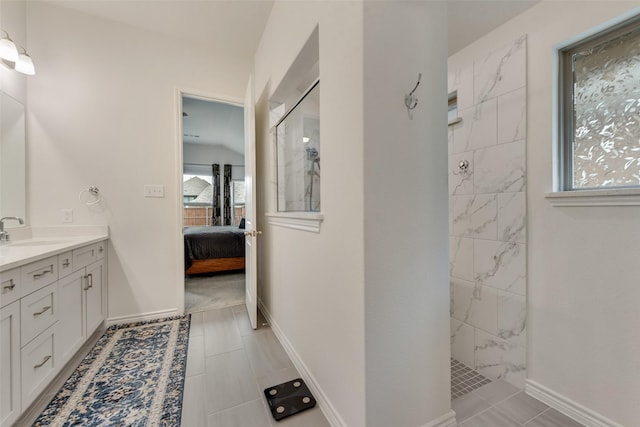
[404,73,421,111]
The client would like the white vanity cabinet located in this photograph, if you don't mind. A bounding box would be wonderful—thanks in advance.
[0,268,21,308]
[57,245,106,368]
[0,237,108,427]
[0,301,21,427]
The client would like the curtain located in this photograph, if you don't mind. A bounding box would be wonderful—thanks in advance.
[212,164,220,225]
[223,165,232,225]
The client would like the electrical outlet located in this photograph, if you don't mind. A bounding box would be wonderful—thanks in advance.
[61,209,73,223]
[144,185,165,198]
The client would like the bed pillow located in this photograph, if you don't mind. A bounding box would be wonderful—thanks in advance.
[239,218,245,229]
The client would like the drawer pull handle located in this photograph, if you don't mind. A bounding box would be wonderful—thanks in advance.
[33,306,52,317]
[88,273,93,289]
[33,265,54,279]
[3,279,15,291]
[34,355,51,369]
[98,246,104,253]
[63,259,70,268]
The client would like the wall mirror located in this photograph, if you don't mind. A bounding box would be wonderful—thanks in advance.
[0,91,26,226]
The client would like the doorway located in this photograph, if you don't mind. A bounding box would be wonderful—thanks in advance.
[177,91,247,314]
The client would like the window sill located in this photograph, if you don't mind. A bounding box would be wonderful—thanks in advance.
[265,212,324,233]
[545,188,640,206]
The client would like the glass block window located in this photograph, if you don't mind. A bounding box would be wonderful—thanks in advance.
[561,18,640,190]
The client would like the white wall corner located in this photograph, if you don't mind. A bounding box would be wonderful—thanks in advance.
[258,299,348,427]
[526,380,624,427]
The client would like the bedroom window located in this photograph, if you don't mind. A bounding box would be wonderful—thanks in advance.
[559,17,640,191]
[183,174,213,226]
[275,80,320,212]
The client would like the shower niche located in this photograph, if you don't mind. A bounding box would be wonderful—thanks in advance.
[275,81,320,212]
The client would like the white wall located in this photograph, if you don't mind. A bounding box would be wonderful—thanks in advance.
[363,2,450,426]
[26,1,250,321]
[255,2,451,426]
[449,2,640,425]
[254,3,366,425]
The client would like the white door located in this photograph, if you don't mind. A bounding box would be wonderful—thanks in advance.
[244,75,259,329]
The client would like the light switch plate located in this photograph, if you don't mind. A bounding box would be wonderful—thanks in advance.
[144,185,165,198]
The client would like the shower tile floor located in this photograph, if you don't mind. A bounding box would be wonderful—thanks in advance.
[451,360,585,427]
[451,358,492,399]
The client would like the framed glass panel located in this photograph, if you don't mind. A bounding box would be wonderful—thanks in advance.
[275,81,321,212]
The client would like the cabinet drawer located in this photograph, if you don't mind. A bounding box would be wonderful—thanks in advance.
[21,283,57,347]
[21,256,57,297]
[21,323,57,410]
[57,251,73,279]
[0,268,21,309]
[72,244,97,271]
[96,241,107,260]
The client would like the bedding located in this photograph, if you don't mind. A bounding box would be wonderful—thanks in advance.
[184,226,245,274]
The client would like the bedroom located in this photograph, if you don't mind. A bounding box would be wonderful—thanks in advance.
[181,95,247,313]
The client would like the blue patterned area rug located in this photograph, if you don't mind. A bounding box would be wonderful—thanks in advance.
[34,315,191,427]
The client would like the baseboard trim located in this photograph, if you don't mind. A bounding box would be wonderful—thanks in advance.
[526,380,623,427]
[258,299,348,427]
[106,308,180,326]
[422,410,457,427]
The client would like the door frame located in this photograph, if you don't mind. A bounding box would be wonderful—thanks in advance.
[174,87,244,314]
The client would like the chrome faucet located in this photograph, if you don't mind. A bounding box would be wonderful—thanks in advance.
[0,217,24,243]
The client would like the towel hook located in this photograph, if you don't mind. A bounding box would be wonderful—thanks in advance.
[404,73,421,112]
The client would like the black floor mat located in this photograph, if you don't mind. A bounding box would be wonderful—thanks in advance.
[264,378,317,421]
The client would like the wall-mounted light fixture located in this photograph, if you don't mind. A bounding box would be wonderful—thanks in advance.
[0,29,35,75]
[0,30,18,62]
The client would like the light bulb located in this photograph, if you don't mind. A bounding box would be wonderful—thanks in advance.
[0,32,18,62]
[15,50,35,75]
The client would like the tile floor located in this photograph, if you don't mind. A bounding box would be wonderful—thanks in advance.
[451,359,492,399]
[453,378,585,427]
[14,304,585,427]
[181,304,330,427]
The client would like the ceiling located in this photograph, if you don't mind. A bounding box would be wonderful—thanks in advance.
[44,0,275,61]
[447,0,540,54]
[44,0,540,153]
[182,96,244,154]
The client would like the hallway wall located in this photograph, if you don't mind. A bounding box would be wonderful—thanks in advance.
[254,1,451,426]
[254,3,366,425]
[448,37,527,388]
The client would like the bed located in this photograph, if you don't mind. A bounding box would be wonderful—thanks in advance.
[184,226,245,275]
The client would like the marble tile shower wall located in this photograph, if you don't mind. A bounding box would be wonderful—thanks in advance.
[448,36,527,389]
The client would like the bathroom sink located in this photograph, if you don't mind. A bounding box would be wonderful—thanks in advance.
[10,239,71,247]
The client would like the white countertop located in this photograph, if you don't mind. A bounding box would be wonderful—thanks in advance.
[0,226,109,272]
